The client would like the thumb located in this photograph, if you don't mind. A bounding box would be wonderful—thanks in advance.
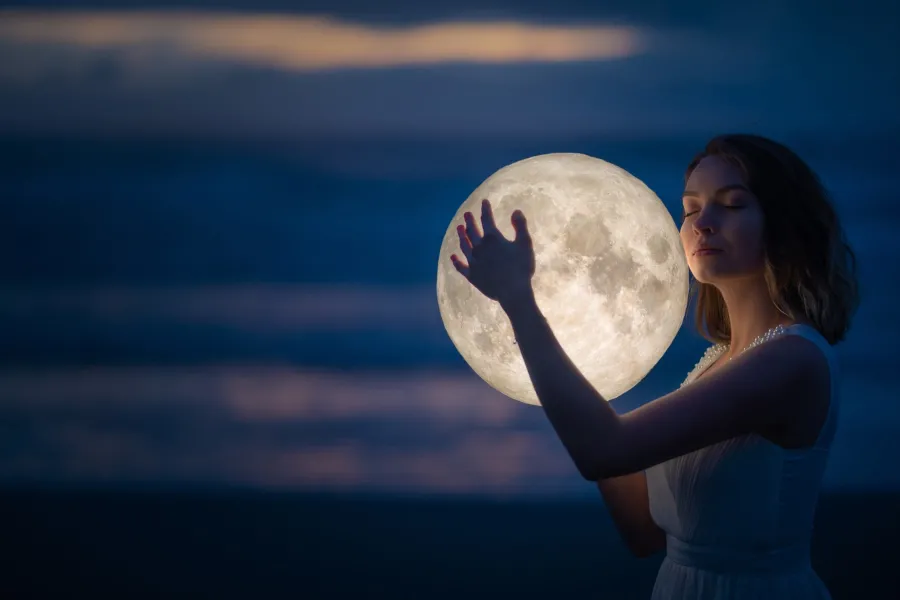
[511,210,531,247]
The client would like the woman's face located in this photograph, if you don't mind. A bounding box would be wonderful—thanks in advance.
[680,155,767,284]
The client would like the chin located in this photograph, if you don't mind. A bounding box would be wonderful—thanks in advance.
[690,271,722,285]
[689,256,743,283]
[690,262,763,285]
[689,263,727,284]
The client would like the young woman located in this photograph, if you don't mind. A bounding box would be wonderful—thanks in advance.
[450,134,859,599]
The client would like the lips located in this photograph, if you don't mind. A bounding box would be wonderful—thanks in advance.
[693,247,722,256]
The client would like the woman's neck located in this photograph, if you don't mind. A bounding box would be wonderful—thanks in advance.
[716,276,799,357]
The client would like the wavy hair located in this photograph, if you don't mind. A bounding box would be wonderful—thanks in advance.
[684,134,859,345]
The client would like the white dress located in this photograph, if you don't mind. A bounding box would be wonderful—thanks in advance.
[645,324,839,599]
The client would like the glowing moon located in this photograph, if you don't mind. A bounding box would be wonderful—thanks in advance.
[436,153,689,405]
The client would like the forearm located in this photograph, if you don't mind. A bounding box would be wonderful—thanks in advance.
[501,289,620,480]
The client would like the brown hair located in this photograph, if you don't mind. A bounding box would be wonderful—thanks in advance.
[684,134,859,345]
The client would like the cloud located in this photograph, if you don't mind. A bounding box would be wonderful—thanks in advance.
[0,10,646,73]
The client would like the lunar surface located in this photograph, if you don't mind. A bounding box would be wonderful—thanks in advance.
[436,153,689,405]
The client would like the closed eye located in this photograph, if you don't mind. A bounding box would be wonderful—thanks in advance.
[681,205,743,221]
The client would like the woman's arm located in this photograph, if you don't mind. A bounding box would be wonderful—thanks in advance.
[597,472,666,558]
[451,199,829,481]
[501,290,830,481]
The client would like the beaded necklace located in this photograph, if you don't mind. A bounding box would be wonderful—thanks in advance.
[680,324,789,388]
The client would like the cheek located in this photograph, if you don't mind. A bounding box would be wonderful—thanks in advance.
[733,213,767,256]
[747,212,766,241]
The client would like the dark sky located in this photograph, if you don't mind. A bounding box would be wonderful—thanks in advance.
[0,0,897,140]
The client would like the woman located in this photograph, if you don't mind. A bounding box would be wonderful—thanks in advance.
[450,133,859,599]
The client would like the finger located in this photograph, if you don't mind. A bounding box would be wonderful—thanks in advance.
[511,210,532,248]
[450,254,470,279]
[480,198,503,239]
[464,211,482,246]
[457,224,475,262]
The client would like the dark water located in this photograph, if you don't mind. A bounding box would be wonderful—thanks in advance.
[2,488,898,599]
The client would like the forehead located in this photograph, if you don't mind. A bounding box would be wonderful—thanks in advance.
[684,155,746,192]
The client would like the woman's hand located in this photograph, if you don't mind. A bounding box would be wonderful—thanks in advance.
[451,198,535,306]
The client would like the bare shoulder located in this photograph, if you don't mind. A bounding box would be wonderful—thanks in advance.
[593,333,831,479]
[728,331,832,412]
[762,332,832,448]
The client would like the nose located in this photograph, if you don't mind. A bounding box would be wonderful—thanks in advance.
[692,207,716,236]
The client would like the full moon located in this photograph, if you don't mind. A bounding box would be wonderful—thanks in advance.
[436,153,689,406]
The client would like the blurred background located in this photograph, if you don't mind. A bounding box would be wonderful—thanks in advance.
[1,0,899,598]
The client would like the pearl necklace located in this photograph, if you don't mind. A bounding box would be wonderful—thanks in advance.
[680,324,788,388]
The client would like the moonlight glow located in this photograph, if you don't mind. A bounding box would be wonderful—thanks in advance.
[436,153,689,406]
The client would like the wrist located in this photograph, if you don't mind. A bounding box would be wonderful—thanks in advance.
[499,285,538,318]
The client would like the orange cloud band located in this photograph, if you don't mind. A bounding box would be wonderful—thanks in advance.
[0,10,646,71]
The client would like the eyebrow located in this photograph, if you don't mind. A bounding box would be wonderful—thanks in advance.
[682,183,750,200]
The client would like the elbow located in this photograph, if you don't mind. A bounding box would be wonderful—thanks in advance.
[579,454,622,482]
[579,459,611,482]
[564,441,605,481]
[577,424,625,481]
[579,462,603,482]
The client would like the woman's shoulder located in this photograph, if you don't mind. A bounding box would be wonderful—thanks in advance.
[680,320,835,389]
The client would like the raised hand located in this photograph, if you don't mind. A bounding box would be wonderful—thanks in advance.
[451,198,535,305]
